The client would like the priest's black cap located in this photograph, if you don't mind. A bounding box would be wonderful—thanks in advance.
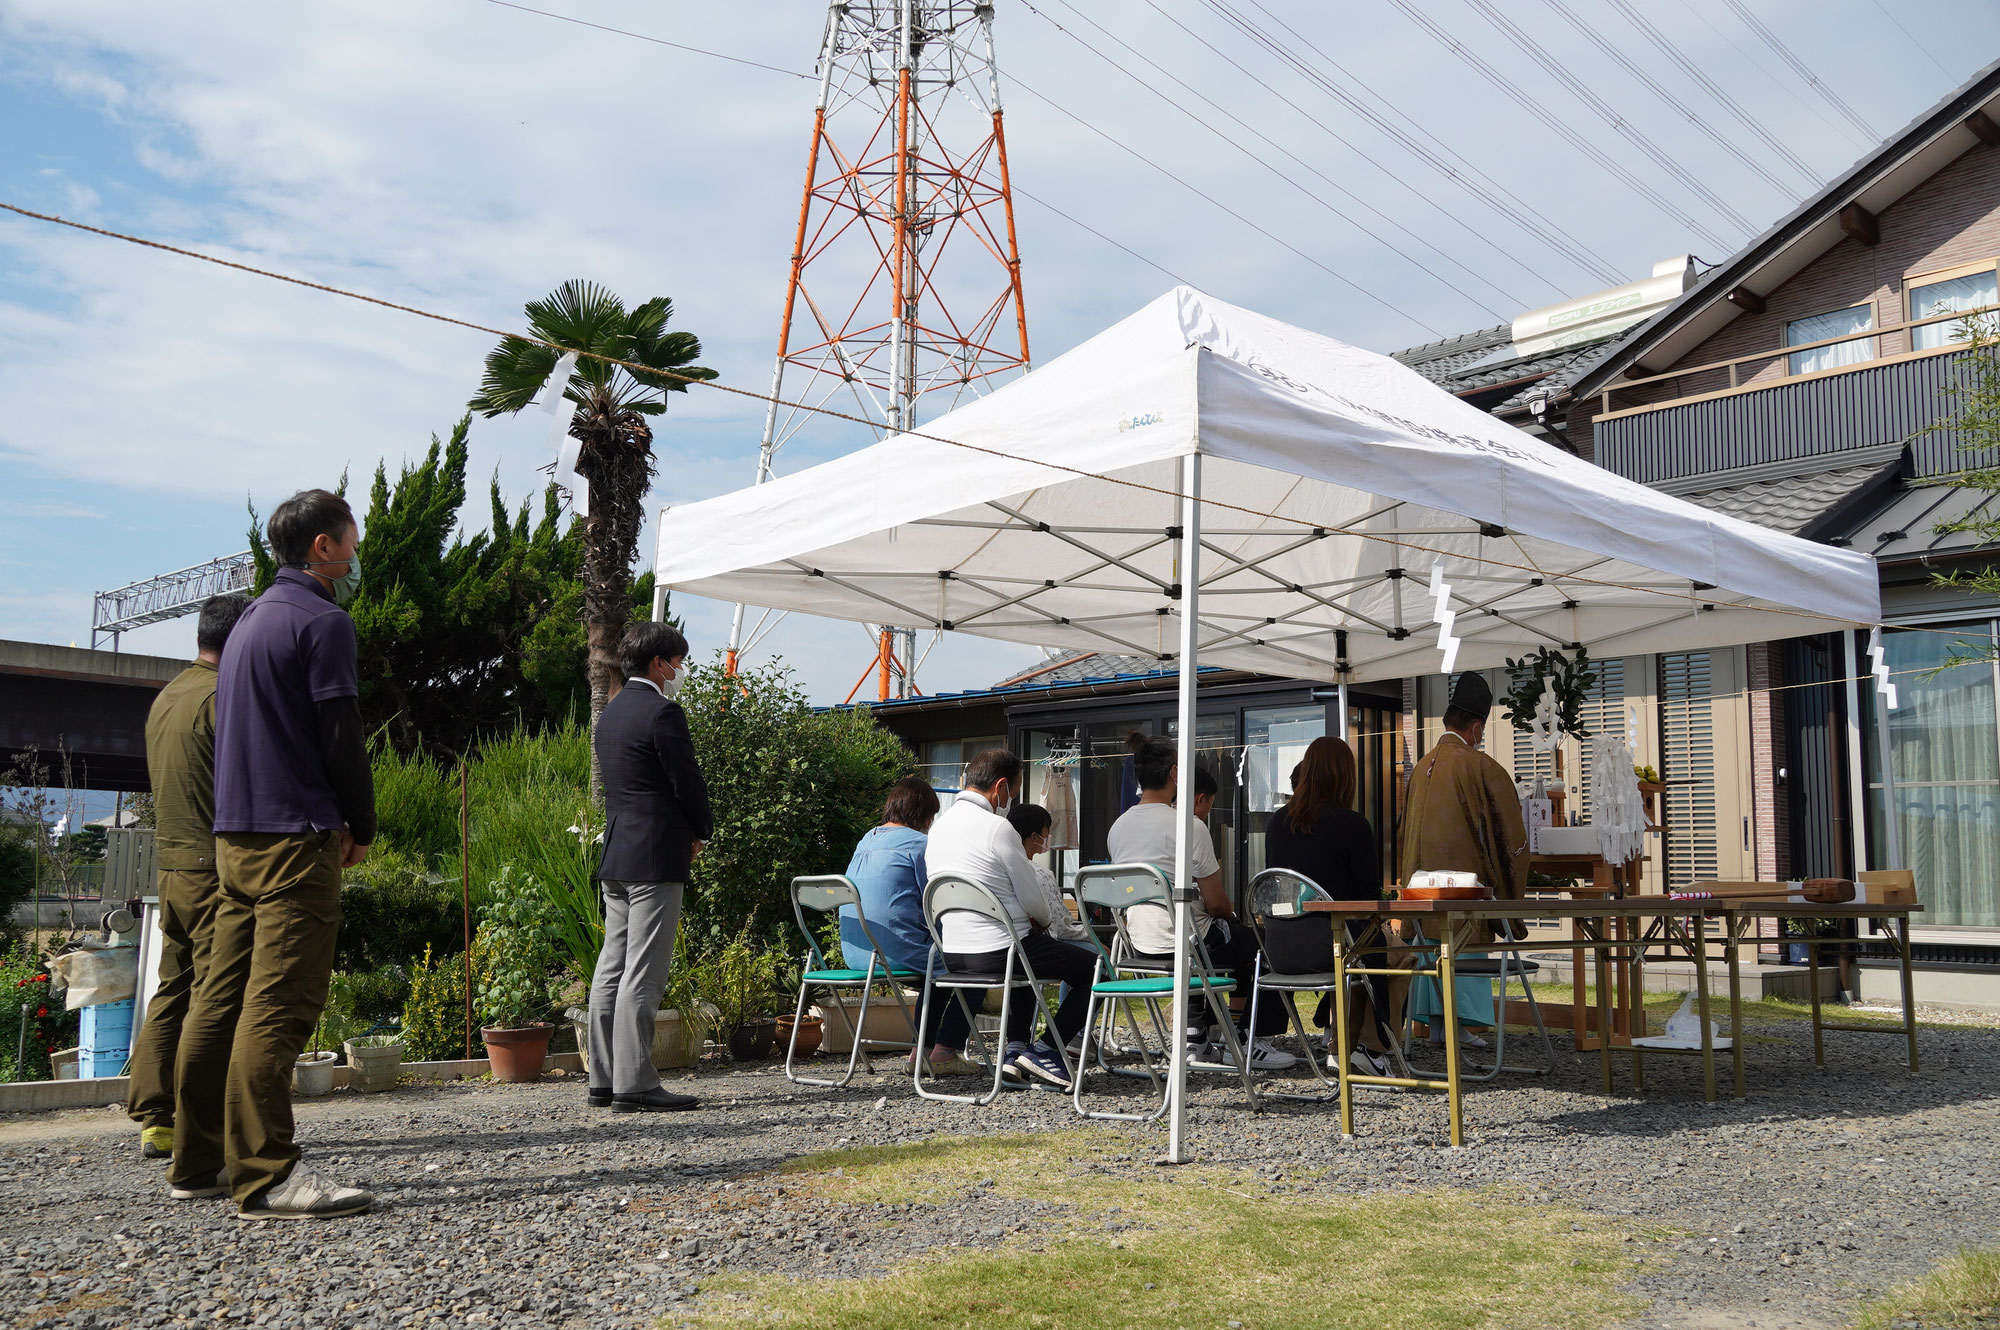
[1447,671,1492,717]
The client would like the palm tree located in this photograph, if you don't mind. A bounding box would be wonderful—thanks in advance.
[471,280,715,728]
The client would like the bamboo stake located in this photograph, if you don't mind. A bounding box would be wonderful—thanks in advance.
[461,759,474,1061]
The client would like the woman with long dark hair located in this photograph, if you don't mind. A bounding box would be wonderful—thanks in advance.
[1262,735,1413,1077]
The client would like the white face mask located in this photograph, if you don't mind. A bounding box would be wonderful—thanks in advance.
[657,664,684,700]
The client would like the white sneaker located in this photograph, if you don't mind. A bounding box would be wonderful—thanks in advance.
[1245,1038,1298,1071]
[236,1168,375,1221]
[169,1171,229,1200]
[1343,1047,1388,1077]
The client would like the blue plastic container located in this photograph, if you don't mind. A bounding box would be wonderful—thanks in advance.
[79,999,134,1079]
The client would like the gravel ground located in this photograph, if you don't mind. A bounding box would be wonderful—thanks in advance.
[2,1007,1996,1330]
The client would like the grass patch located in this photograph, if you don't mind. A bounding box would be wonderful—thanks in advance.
[679,1130,1642,1330]
[1853,1248,2000,1329]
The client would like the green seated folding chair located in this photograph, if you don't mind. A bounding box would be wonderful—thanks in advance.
[1069,863,1255,1122]
[1242,867,1411,1104]
[913,874,1079,1107]
[786,875,923,1088]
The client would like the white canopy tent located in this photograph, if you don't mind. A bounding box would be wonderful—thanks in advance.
[658,288,1881,1156]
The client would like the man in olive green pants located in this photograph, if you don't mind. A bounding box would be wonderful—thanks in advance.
[173,489,375,1220]
[127,593,248,1160]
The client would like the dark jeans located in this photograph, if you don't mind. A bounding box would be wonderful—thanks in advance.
[943,931,1099,1049]
[1137,920,1287,1037]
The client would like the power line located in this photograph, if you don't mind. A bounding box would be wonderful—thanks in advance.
[1005,73,1446,338]
[1719,0,1882,142]
[1022,0,1526,318]
[1241,0,1624,288]
[1603,0,1824,189]
[1386,0,1732,252]
[474,0,809,80]
[2,197,1882,635]
[1538,0,1814,196]
[1671,0,1868,150]
[1866,0,1954,80]
[1011,184,1193,287]
[1458,0,1758,237]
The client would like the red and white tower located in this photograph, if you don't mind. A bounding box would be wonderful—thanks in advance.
[728,1,1032,695]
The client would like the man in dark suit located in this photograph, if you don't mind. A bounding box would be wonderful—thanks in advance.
[588,620,713,1113]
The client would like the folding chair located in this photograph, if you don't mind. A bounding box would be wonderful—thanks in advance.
[1069,863,1256,1121]
[785,875,923,1088]
[1237,868,1400,1102]
[912,874,1079,1106]
[1400,919,1559,1081]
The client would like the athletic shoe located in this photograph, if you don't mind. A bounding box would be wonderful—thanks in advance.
[1008,1043,1073,1090]
[1343,1047,1389,1077]
[140,1126,174,1159]
[1195,1037,1298,1072]
[236,1168,374,1221]
[169,1171,229,1200]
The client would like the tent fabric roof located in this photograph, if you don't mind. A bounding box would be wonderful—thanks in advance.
[659,289,1882,685]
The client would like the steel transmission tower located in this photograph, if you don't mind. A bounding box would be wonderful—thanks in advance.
[726,1,1031,696]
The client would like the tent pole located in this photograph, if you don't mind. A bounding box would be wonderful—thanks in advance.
[1337,681,1350,739]
[1167,453,1202,1164]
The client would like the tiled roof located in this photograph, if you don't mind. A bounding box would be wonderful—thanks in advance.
[1390,323,1631,411]
[1677,462,1889,534]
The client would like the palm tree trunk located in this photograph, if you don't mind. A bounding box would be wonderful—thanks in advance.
[576,411,655,803]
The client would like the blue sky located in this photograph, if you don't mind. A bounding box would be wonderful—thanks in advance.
[3,0,1997,716]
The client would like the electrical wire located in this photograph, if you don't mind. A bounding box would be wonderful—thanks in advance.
[1603,0,1824,188]
[474,0,1444,342]
[0,196,1890,636]
[1671,0,1868,150]
[1385,0,1732,253]
[1866,0,1953,80]
[1004,73,1447,340]
[474,0,810,80]
[1537,0,1814,196]
[1240,0,1624,288]
[1458,0,1758,237]
[1719,0,1882,142]
[1021,0,1526,319]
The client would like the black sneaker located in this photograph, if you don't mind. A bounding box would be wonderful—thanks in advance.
[1008,1043,1073,1090]
[612,1088,700,1113]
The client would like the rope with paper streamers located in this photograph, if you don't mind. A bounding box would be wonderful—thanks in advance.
[0,198,1930,644]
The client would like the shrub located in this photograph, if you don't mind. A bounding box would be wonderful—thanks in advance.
[336,849,467,973]
[369,743,459,866]
[679,658,912,951]
[0,940,72,1082]
[0,824,35,949]
[400,943,488,1063]
[314,965,413,1056]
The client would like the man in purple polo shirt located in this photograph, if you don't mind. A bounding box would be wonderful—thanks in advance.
[172,487,377,1221]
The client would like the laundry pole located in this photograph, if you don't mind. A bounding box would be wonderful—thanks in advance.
[1167,452,1202,1163]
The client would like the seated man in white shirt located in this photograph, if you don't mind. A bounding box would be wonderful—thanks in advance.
[926,748,1100,1090]
[1105,734,1297,1072]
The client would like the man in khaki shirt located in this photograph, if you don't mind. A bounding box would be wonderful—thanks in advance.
[126,593,248,1161]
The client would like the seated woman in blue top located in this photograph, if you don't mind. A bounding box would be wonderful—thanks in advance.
[841,777,976,1075]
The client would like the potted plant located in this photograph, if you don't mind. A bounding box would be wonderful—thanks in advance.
[295,1026,338,1097]
[711,928,786,1061]
[476,867,559,1083]
[342,1033,405,1093]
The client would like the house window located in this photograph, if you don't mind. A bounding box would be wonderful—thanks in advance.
[1863,624,2000,929]
[1908,263,2000,350]
[1785,304,1875,375]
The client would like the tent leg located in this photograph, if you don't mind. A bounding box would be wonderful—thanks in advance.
[1166,453,1202,1165]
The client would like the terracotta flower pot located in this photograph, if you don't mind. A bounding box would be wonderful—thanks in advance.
[727,1017,778,1061]
[482,1023,555,1083]
[777,1013,823,1058]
